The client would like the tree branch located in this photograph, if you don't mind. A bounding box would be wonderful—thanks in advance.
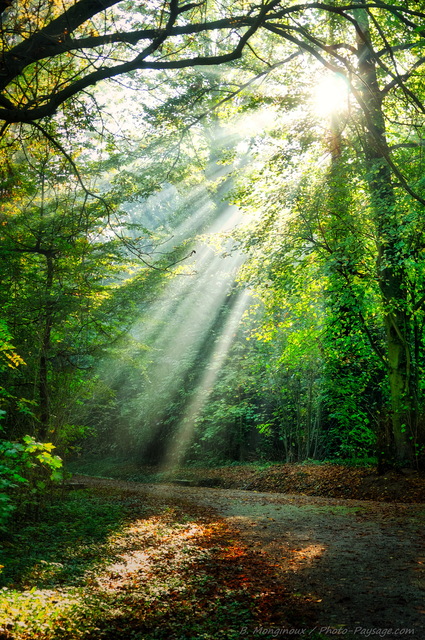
[0,0,282,123]
[0,0,122,89]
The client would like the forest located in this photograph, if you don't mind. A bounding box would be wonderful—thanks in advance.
[0,1,425,638]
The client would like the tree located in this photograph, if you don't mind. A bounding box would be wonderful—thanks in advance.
[0,2,422,126]
[215,2,425,467]
[2,0,425,466]
[270,3,425,467]
[0,129,176,444]
[0,0,284,124]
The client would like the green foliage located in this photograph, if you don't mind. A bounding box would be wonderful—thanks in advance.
[0,318,28,426]
[0,436,63,529]
[1,0,425,469]
[0,318,25,373]
[0,489,125,638]
[0,126,183,448]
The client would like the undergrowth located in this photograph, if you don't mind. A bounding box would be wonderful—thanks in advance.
[0,484,317,639]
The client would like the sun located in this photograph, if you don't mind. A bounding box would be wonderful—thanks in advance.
[313,73,350,118]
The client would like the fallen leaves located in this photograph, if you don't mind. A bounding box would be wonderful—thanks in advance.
[138,462,425,503]
[0,487,318,639]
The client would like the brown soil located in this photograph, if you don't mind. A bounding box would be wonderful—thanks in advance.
[73,472,425,640]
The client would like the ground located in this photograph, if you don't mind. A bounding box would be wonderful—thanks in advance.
[68,460,425,503]
[70,465,425,640]
[159,462,425,503]
[2,463,424,639]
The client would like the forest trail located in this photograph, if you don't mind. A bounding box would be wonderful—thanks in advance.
[75,476,425,639]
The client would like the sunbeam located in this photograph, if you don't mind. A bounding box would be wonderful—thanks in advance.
[161,288,252,470]
[87,154,253,466]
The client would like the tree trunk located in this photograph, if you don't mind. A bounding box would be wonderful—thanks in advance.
[354,4,414,464]
[38,253,54,440]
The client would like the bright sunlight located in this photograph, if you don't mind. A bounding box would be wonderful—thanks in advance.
[313,72,350,117]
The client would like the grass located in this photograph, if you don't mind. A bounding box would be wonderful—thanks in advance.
[66,456,146,481]
[0,483,316,639]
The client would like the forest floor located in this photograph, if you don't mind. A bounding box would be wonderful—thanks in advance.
[68,459,425,502]
[72,468,425,640]
[1,464,424,640]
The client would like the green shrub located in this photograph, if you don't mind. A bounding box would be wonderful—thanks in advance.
[0,435,63,528]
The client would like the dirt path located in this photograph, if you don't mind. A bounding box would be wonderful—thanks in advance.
[76,476,425,639]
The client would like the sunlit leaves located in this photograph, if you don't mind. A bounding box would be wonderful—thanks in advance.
[0,125,180,443]
[0,320,25,371]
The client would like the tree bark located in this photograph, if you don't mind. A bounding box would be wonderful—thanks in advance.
[38,253,54,440]
[354,4,414,464]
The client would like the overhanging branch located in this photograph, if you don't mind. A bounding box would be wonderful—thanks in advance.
[0,0,282,123]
